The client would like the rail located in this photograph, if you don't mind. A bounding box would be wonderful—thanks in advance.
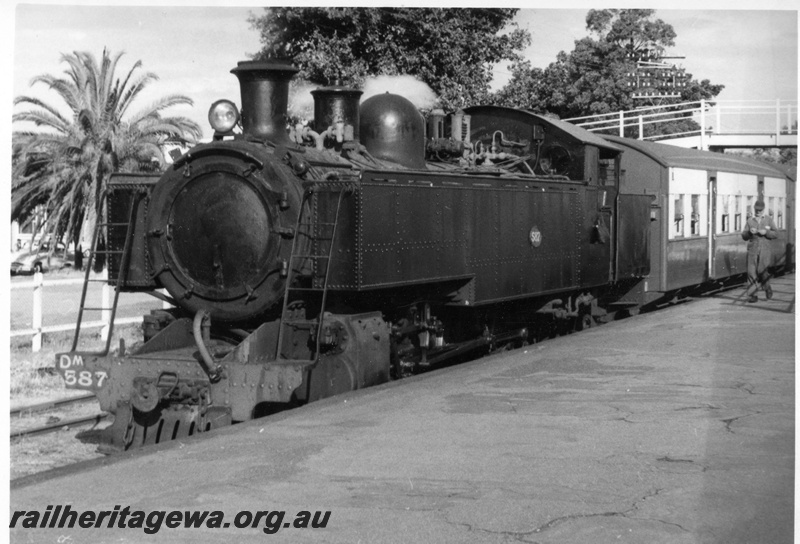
[11,413,110,440]
[565,99,797,148]
[10,393,97,417]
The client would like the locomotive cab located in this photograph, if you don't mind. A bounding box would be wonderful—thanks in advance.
[464,105,622,184]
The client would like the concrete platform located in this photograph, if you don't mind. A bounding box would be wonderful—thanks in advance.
[11,276,795,543]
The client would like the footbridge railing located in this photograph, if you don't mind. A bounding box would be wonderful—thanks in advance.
[565,99,797,149]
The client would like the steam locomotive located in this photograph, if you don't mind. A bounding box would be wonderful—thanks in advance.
[55,60,794,451]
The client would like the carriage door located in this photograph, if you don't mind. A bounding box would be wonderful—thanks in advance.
[708,174,717,279]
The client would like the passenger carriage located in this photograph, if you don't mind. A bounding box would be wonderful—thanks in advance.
[603,136,794,303]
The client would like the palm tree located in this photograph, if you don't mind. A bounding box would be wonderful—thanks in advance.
[12,48,203,260]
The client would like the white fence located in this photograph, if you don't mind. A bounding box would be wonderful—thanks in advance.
[10,271,151,352]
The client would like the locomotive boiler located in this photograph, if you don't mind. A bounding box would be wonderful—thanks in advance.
[55,59,790,451]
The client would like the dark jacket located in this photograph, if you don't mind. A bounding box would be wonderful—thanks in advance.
[741,214,778,257]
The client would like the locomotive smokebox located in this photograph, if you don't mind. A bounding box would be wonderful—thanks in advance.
[359,93,426,169]
[231,60,298,145]
[311,83,363,148]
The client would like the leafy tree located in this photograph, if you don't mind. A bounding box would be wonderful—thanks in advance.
[249,7,530,111]
[12,49,202,261]
[585,8,676,54]
[495,9,724,139]
[492,60,548,111]
[746,147,797,167]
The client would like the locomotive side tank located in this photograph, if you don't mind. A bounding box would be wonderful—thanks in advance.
[314,104,646,306]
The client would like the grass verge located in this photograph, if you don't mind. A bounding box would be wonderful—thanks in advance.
[10,324,144,407]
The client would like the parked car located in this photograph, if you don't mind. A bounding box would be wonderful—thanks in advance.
[10,243,74,275]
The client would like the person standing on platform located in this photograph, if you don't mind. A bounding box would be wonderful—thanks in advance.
[742,200,778,302]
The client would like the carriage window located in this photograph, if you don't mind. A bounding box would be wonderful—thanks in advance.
[721,195,730,233]
[768,197,775,218]
[734,195,742,231]
[777,197,784,228]
[746,196,754,218]
[673,194,685,237]
[690,195,700,236]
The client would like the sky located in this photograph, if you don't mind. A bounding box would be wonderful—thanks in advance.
[6,3,798,142]
[499,9,798,102]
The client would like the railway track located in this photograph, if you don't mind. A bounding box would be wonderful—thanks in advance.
[11,413,111,440]
[10,392,96,418]
[10,393,109,440]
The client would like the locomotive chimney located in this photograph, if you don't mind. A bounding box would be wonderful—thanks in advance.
[231,60,299,145]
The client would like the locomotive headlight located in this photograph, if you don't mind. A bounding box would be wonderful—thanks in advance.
[208,99,240,133]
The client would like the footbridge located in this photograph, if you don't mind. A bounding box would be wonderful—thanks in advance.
[565,99,797,151]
